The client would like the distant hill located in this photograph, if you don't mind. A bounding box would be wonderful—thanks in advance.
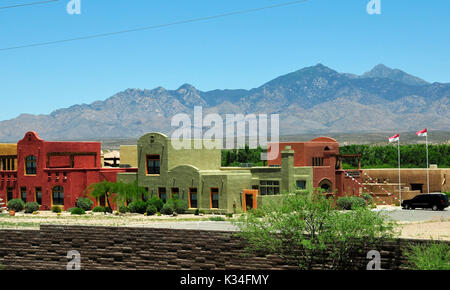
[0,64,448,142]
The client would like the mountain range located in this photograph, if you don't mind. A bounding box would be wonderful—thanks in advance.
[0,64,448,141]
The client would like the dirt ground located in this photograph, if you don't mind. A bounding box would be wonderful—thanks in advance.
[397,221,450,241]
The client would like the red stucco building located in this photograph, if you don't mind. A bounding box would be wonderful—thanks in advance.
[0,132,136,210]
[269,137,363,196]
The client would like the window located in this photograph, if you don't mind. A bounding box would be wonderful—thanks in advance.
[171,188,179,199]
[296,180,306,189]
[146,155,160,175]
[35,187,42,205]
[52,186,64,206]
[158,187,167,203]
[0,157,16,171]
[259,180,280,195]
[189,188,198,208]
[312,157,324,166]
[20,187,27,203]
[7,187,13,202]
[210,188,219,209]
[25,155,37,175]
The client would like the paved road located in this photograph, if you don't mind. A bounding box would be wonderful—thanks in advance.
[376,207,450,222]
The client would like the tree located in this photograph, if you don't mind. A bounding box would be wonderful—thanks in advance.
[234,190,397,270]
[85,181,147,212]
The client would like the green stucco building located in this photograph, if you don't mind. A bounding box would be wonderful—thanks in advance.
[117,132,313,214]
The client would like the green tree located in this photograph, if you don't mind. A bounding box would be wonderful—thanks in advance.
[85,181,147,212]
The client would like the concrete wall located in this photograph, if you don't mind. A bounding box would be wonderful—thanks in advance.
[1,225,448,270]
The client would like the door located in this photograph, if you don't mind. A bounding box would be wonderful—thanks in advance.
[245,194,254,211]
[243,189,258,212]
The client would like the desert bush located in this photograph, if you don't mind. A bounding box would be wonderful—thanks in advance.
[161,202,175,215]
[146,205,157,216]
[362,193,374,205]
[51,206,62,213]
[76,197,94,211]
[24,202,40,214]
[128,200,147,214]
[336,196,367,210]
[235,192,396,270]
[118,205,130,213]
[146,196,164,212]
[70,208,86,215]
[404,242,450,270]
[92,206,106,213]
[7,199,25,212]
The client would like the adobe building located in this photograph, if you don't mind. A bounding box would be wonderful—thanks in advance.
[117,133,362,214]
[0,132,137,210]
[268,137,363,196]
[362,167,450,204]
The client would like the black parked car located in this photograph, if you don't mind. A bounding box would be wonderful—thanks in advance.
[401,194,449,211]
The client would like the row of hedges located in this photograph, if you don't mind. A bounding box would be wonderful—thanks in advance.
[118,195,188,216]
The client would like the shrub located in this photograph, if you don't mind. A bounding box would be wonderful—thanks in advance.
[146,196,164,212]
[362,193,373,205]
[128,200,148,214]
[70,208,86,215]
[76,197,94,211]
[236,192,396,270]
[209,216,225,221]
[104,206,113,213]
[225,213,233,218]
[24,202,40,214]
[92,206,106,213]
[118,205,130,214]
[161,202,175,215]
[336,196,367,210]
[7,199,25,212]
[404,242,450,270]
[51,206,62,213]
[146,205,157,216]
[160,197,188,215]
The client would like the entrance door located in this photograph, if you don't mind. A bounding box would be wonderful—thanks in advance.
[242,189,258,212]
[245,194,254,211]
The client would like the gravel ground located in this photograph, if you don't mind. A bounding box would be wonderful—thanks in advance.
[1,206,448,240]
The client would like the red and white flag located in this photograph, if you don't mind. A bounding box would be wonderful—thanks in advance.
[416,128,428,137]
[388,133,399,143]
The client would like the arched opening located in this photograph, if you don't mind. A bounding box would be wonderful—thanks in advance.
[25,155,37,175]
[324,146,331,151]
[318,179,332,193]
[52,186,64,206]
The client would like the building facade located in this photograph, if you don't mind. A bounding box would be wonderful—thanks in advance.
[0,132,136,210]
[117,133,362,214]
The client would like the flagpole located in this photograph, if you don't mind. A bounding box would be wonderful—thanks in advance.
[426,132,430,194]
[398,138,401,205]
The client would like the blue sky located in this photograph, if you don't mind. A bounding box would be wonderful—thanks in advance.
[0,0,449,121]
